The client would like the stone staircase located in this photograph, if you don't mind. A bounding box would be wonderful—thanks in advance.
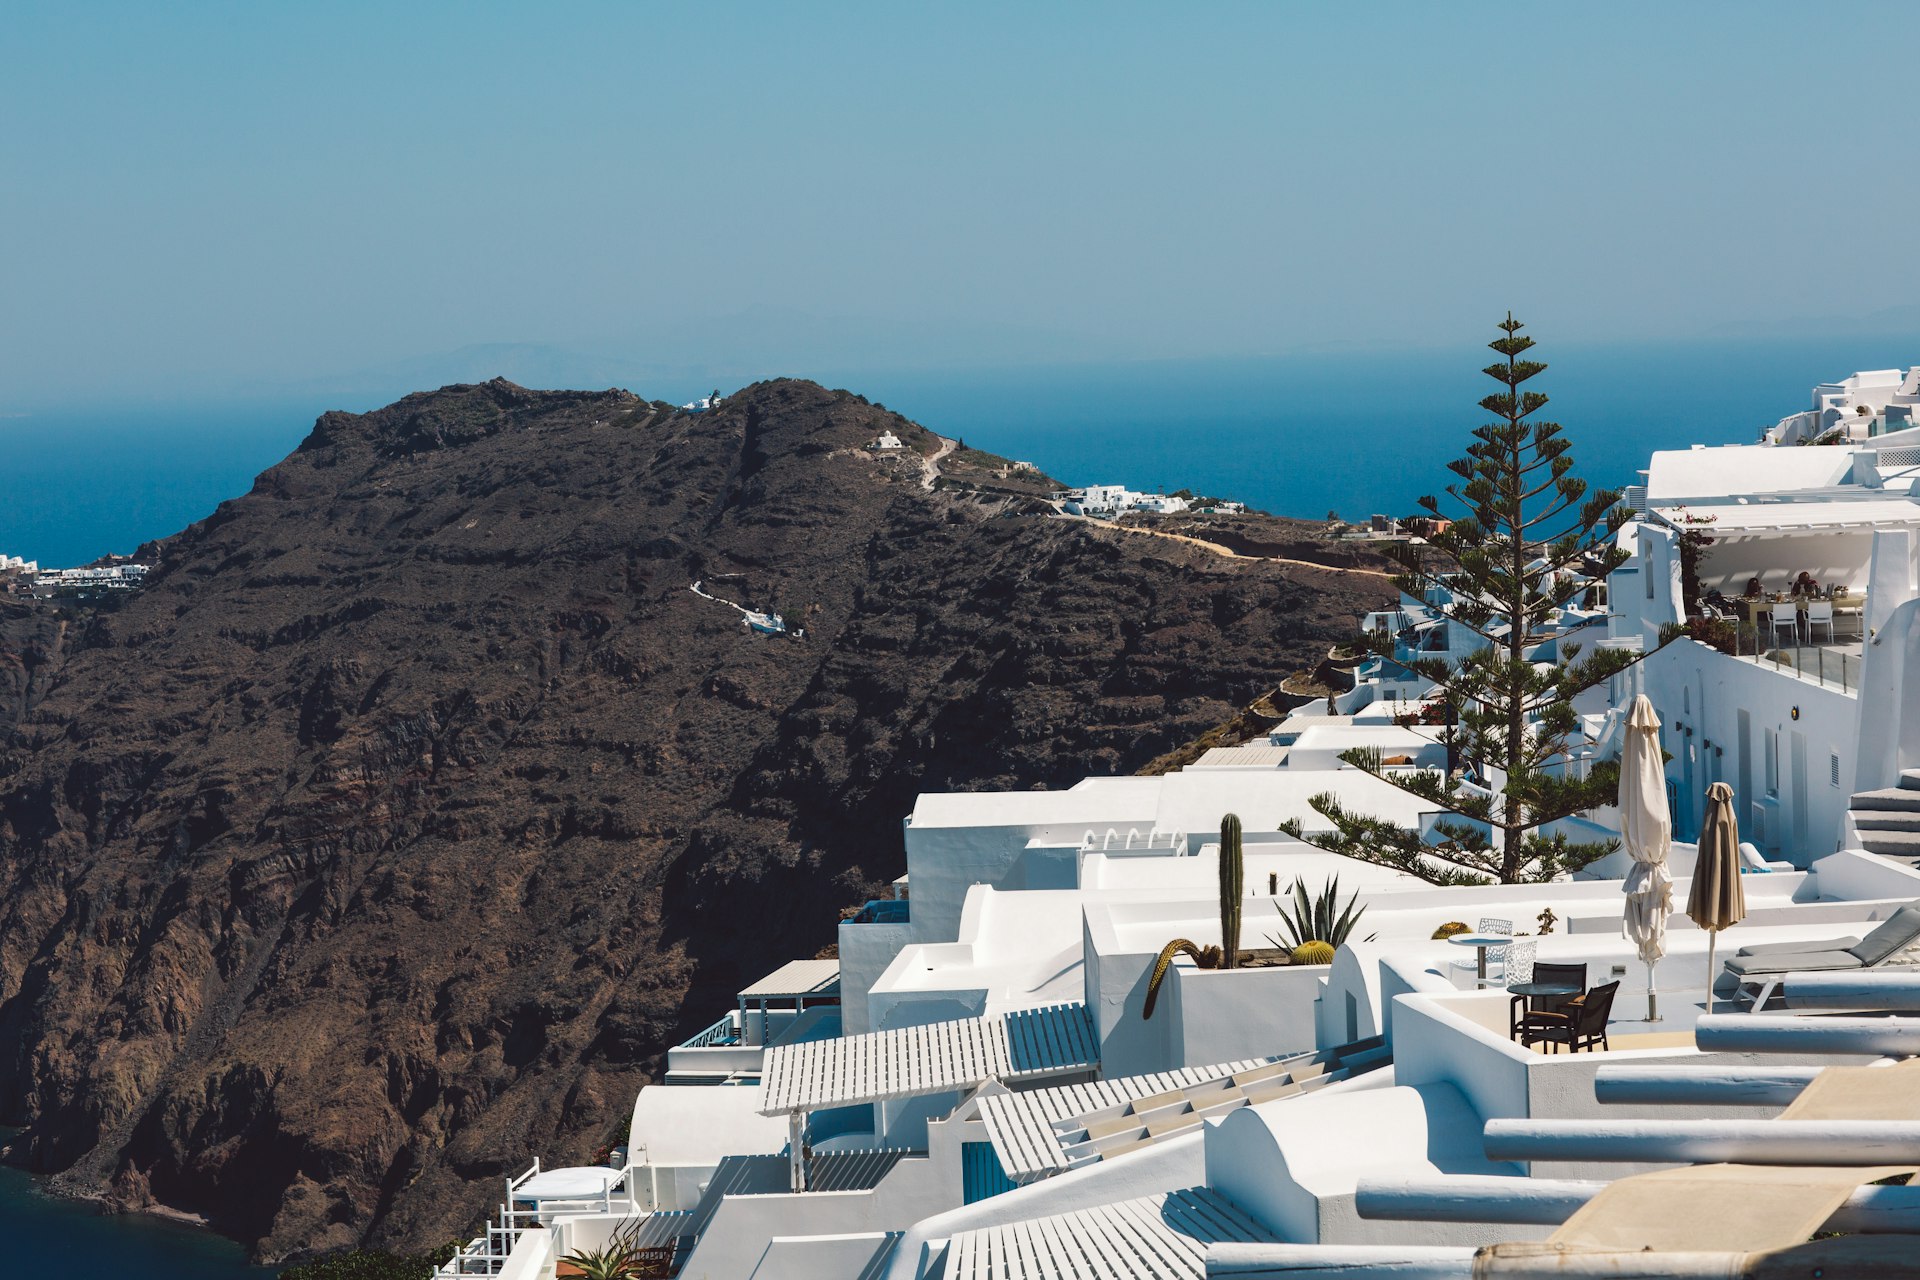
[1850,769,1920,863]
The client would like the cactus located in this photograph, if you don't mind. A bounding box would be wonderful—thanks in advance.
[1292,940,1336,966]
[1219,813,1243,969]
[1141,938,1225,1019]
[1432,921,1470,940]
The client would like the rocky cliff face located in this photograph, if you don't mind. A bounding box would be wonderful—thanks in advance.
[0,378,1389,1258]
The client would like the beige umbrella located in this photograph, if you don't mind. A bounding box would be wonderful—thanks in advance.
[1619,695,1674,1021]
[1689,781,1748,1011]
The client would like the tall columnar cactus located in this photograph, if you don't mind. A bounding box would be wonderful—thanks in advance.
[1219,812,1244,969]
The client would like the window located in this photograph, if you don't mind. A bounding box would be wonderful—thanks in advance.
[1764,729,1780,797]
[1831,751,1842,788]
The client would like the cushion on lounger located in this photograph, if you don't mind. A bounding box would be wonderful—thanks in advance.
[1846,906,1920,966]
[1735,937,1861,958]
[1724,950,1863,978]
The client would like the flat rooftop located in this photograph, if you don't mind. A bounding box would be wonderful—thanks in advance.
[738,958,840,1001]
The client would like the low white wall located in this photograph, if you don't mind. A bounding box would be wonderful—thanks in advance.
[666,1043,765,1077]
[680,1154,948,1280]
[1389,993,1532,1129]
[1167,963,1325,1064]
[1208,1085,1446,1246]
[749,1232,895,1279]
[1812,847,1920,901]
[497,1227,556,1280]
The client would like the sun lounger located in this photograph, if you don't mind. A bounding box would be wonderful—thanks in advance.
[1722,905,1920,1007]
[1732,936,1862,958]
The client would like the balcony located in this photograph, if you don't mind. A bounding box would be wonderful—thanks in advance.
[1690,616,1862,695]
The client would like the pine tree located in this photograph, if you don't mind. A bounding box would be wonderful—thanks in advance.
[1283,315,1659,884]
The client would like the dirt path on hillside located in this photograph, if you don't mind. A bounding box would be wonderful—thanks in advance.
[1060,512,1396,579]
[921,437,958,490]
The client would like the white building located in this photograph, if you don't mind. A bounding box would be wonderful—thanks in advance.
[1765,365,1920,445]
[436,360,1920,1280]
[1061,484,1192,517]
[872,431,905,451]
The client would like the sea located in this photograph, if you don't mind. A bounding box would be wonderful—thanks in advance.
[0,332,1915,1268]
[0,1145,271,1277]
[5,335,1919,570]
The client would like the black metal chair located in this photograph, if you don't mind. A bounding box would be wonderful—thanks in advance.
[1510,961,1588,1045]
[1529,980,1620,1054]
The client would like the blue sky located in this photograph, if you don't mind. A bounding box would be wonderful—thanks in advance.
[7,3,1920,408]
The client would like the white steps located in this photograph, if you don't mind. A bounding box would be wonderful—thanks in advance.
[1849,770,1920,863]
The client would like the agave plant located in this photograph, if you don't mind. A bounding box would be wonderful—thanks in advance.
[1267,875,1370,952]
[1141,938,1226,1019]
[560,1218,643,1280]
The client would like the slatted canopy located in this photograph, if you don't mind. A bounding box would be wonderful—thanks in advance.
[940,1187,1276,1279]
[760,1002,1098,1115]
[978,1059,1278,1182]
[1656,497,1920,537]
[738,959,841,1001]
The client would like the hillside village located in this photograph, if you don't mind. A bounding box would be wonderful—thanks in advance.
[430,363,1920,1280]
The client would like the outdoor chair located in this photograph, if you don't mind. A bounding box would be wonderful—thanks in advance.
[1719,903,1920,1008]
[1738,841,1795,874]
[1769,602,1800,647]
[1448,916,1513,985]
[1806,600,1835,644]
[1527,980,1620,1054]
[1503,939,1538,986]
[1511,960,1587,1045]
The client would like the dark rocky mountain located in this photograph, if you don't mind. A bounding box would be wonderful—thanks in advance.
[0,378,1391,1259]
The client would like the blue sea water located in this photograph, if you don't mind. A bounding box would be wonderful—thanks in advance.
[0,1153,272,1277]
[6,336,1919,570]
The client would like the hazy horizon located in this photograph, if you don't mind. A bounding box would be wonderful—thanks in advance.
[11,329,1920,570]
[9,3,1920,411]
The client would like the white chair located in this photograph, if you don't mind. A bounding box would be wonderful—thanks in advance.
[1770,602,1800,647]
[1448,916,1514,986]
[1480,916,1514,974]
[1805,600,1834,644]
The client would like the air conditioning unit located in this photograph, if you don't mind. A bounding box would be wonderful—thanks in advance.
[1751,796,1783,854]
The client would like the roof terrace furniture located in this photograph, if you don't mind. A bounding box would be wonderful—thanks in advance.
[1503,938,1537,987]
[1806,600,1835,643]
[1770,601,1801,647]
[1721,905,1920,1009]
[1526,980,1620,1054]
[1512,962,1588,1047]
[1447,918,1513,987]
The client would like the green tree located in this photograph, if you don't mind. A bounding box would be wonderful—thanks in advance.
[1283,315,1661,884]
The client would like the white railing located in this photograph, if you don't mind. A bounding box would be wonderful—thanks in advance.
[1082,828,1190,855]
[435,1160,639,1277]
[680,1009,743,1048]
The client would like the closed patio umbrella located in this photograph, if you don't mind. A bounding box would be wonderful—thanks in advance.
[1619,695,1673,1021]
[1690,781,1747,1011]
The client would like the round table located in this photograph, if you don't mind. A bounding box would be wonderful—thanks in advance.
[1446,933,1511,987]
